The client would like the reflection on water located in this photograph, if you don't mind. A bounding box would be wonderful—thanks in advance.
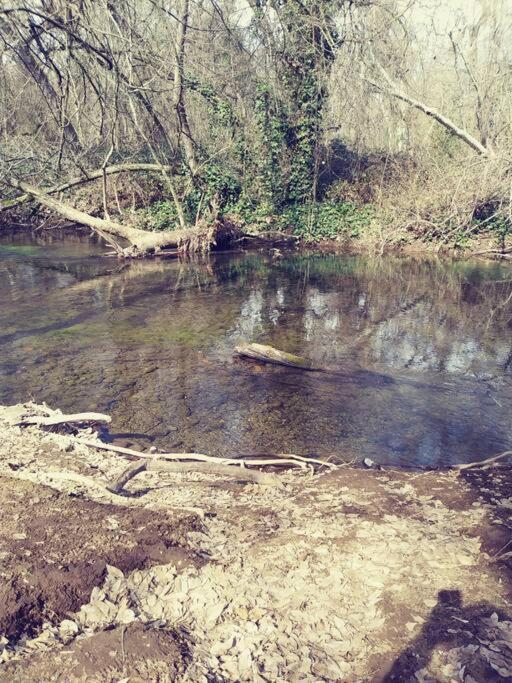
[1,227,512,467]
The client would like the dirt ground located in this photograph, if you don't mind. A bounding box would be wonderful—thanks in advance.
[0,404,511,682]
[0,476,201,642]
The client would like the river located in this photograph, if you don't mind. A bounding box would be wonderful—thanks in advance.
[1,227,511,467]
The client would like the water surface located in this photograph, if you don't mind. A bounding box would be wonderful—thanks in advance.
[1,228,511,467]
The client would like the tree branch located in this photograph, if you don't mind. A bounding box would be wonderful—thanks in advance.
[1,163,177,213]
[366,60,492,157]
[0,6,113,68]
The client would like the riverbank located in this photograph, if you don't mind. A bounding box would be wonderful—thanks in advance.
[295,231,508,262]
[1,195,510,262]
[0,218,508,266]
[1,404,511,681]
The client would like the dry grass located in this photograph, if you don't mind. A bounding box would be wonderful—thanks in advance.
[365,150,512,251]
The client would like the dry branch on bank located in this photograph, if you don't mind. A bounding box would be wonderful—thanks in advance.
[1,405,111,428]
[452,450,512,471]
[78,439,334,470]
[16,412,111,428]
[9,404,333,496]
[107,459,283,494]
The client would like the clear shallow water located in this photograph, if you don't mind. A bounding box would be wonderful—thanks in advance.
[1,227,512,468]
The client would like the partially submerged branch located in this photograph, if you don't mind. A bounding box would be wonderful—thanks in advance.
[235,342,318,370]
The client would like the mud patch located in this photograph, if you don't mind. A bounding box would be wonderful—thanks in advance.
[1,622,190,682]
[0,476,201,642]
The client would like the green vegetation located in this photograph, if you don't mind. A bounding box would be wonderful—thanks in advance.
[279,202,374,240]
[0,245,41,257]
[122,0,351,242]
[486,215,511,252]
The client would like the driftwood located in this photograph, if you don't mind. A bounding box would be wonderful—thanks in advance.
[8,403,336,495]
[6,178,216,256]
[107,459,283,494]
[80,439,335,470]
[235,342,317,370]
[16,412,111,427]
[452,450,512,471]
[1,405,111,428]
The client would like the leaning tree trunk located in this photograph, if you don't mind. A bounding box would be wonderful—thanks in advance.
[7,178,214,256]
[383,87,491,156]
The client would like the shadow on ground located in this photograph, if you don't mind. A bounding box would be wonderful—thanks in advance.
[381,589,512,681]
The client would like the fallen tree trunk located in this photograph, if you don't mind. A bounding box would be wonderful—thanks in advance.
[7,178,215,256]
[235,342,318,370]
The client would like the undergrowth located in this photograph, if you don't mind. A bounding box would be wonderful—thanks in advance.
[228,200,373,240]
[131,190,374,242]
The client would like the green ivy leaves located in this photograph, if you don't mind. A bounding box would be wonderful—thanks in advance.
[280,202,374,240]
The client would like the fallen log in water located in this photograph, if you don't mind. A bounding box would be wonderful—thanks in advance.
[235,342,317,370]
[6,178,218,257]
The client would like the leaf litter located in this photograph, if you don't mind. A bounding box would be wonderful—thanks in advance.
[0,403,512,681]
